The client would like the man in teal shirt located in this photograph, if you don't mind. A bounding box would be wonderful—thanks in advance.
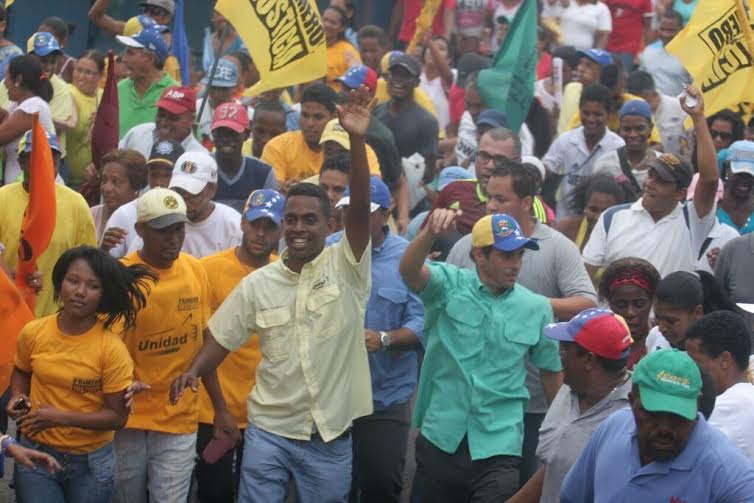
[400,210,563,502]
[116,27,177,139]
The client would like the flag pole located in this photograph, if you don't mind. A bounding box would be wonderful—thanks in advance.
[196,23,230,129]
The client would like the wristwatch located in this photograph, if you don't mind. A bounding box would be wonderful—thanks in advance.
[379,331,391,349]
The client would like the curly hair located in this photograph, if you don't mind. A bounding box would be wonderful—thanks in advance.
[568,174,636,214]
[598,257,661,301]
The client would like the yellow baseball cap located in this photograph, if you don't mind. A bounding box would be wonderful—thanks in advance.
[471,214,539,252]
[136,188,188,228]
[319,119,350,150]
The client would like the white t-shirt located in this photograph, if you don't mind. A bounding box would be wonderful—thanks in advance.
[420,69,456,135]
[583,199,717,278]
[645,326,671,352]
[709,382,754,463]
[693,219,739,274]
[105,198,242,259]
[3,96,55,184]
[119,122,209,160]
[559,2,612,51]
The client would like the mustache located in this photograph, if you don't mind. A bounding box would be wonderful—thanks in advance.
[650,432,678,443]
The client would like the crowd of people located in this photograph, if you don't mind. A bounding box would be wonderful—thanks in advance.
[0,0,754,502]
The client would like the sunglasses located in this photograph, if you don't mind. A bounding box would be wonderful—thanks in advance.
[144,5,170,18]
[710,129,734,140]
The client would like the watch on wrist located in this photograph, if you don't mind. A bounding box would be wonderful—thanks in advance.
[379,331,391,349]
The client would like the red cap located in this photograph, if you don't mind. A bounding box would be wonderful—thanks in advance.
[545,308,633,360]
[157,86,196,115]
[211,102,249,134]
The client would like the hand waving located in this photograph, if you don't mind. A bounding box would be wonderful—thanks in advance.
[336,85,376,138]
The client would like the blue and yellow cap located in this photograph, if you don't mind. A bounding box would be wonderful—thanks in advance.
[471,214,539,252]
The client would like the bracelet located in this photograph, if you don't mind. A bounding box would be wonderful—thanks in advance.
[0,434,15,455]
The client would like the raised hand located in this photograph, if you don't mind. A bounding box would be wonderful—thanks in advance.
[336,85,376,138]
[680,84,704,119]
[425,208,462,237]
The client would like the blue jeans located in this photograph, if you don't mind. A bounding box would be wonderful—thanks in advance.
[239,423,352,503]
[13,437,115,503]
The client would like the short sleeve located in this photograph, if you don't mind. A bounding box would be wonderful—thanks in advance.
[582,212,608,267]
[596,3,612,31]
[686,200,717,252]
[542,136,566,175]
[529,305,561,372]
[559,422,599,503]
[261,136,288,183]
[209,278,258,352]
[102,337,134,394]
[14,322,35,372]
[554,235,598,302]
[415,261,454,307]
[336,229,372,295]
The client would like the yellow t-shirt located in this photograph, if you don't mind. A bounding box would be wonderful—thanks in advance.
[66,85,103,188]
[261,131,383,183]
[198,248,275,427]
[120,252,211,434]
[326,40,361,92]
[0,183,97,317]
[49,75,73,156]
[14,315,133,454]
[164,55,182,85]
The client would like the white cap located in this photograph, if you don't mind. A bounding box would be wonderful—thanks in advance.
[169,151,218,195]
[136,188,188,228]
[522,155,546,182]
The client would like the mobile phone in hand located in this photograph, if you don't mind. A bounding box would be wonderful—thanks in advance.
[12,398,30,412]
[202,432,236,464]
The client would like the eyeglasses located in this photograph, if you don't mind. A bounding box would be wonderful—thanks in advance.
[710,129,734,140]
[74,67,100,78]
[475,150,513,166]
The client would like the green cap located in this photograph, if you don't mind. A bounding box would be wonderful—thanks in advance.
[632,349,702,420]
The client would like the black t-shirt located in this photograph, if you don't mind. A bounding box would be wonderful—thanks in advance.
[373,101,440,160]
[366,118,402,186]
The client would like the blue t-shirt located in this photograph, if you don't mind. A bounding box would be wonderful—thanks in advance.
[214,156,276,213]
[717,207,754,235]
[561,408,754,502]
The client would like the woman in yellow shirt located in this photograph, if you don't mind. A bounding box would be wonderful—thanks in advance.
[67,50,104,190]
[324,5,361,92]
[7,245,156,503]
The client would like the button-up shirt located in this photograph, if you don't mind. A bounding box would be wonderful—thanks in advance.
[561,409,754,502]
[117,73,177,140]
[119,122,209,160]
[328,229,425,411]
[411,262,561,460]
[209,233,373,442]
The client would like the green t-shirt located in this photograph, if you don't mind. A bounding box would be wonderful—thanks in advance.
[117,73,177,140]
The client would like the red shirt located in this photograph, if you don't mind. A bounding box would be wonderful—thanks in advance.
[537,52,553,80]
[399,0,458,43]
[449,84,465,126]
[605,0,653,56]
[427,180,486,235]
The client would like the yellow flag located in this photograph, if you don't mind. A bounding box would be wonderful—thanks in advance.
[5,0,13,7]
[215,0,326,95]
[667,0,754,117]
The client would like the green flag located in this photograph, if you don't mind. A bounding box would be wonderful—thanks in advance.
[477,0,537,133]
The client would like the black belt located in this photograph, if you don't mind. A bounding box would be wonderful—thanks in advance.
[311,427,351,442]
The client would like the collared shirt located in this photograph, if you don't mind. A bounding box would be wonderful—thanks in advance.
[639,40,692,97]
[118,122,209,160]
[447,221,596,414]
[209,232,373,442]
[328,229,425,411]
[537,377,632,503]
[543,126,625,217]
[583,199,717,277]
[561,409,754,502]
[654,94,688,156]
[411,262,560,460]
[430,180,485,235]
[117,73,178,140]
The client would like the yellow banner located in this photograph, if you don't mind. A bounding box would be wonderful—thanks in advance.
[216,0,326,95]
[667,0,754,118]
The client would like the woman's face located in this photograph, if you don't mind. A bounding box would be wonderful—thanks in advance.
[584,191,618,225]
[323,8,344,42]
[609,284,653,341]
[60,259,103,321]
[73,57,102,96]
[101,162,137,212]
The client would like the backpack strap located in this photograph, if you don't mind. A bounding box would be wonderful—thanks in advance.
[616,147,642,195]
[602,203,633,235]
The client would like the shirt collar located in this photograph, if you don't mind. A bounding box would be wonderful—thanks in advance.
[636,198,684,219]
[372,227,394,253]
[475,182,488,202]
[473,267,515,298]
[630,413,705,473]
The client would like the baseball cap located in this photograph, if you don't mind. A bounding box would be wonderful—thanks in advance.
[243,189,285,226]
[123,15,168,37]
[619,100,652,121]
[26,32,62,57]
[138,0,176,15]
[545,308,633,359]
[522,155,546,183]
[319,119,350,149]
[471,214,539,252]
[336,175,391,212]
[338,65,378,92]
[575,48,613,68]
[202,58,239,88]
[17,129,62,156]
[380,51,403,74]
[725,140,754,177]
[456,53,490,88]
[116,28,169,62]
[169,151,218,195]
[646,153,694,188]
[211,102,249,134]
[388,53,421,77]
[156,86,196,115]
[632,349,702,420]
[476,109,508,129]
[136,187,188,228]
[438,166,469,190]
[147,139,184,168]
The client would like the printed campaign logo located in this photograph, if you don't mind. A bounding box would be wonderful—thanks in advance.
[155,141,174,155]
[495,218,516,238]
[163,195,179,209]
[180,161,198,174]
[696,8,753,92]
[252,192,266,206]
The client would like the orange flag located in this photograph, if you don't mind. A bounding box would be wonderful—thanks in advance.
[0,270,32,392]
[15,114,56,311]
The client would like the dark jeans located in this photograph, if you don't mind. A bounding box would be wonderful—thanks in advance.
[195,422,245,503]
[350,401,411,503]
[414,434,520,503]
[520,412,545,486]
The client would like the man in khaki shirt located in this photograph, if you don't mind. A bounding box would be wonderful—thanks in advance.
[170,87,374,503]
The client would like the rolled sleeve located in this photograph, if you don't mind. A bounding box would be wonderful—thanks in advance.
[530,312,562,373]
[209,280,257,352]
[402,289,425,345]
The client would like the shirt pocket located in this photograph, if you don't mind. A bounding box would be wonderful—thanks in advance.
[502,319,540,348]
[256,307,292,362]
[306,283,342,341]
[445,299,484,329]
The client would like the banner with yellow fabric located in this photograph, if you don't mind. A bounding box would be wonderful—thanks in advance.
[667,0,754,118]
[215,0,326,95]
